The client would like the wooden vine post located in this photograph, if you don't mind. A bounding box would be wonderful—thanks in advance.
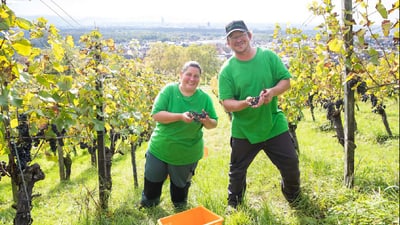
[57,140,65,181]
[2,98,18,202]
[94,42,108,210]
[342,0,356,188]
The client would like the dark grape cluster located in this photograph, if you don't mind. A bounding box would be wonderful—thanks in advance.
[335,99,343,109]
[323,101,335,119]
[250,96,261,106]
[79,142,89,149]
[11,114,33,171]
[249,89,267,106]
[0,161,9,180]
[11,141,32,171]
[361,94,369,102]
[79,140,97,154]
[347,78,358,89]
[189,110,208,122]
[357,81,367,95]
[51,124,66,153]
[348,77,368,96]
[34,124,66,153]
[370,94,378,107]
[322,99,340,118]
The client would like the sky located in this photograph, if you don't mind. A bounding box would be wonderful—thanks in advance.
[5,0,399,28]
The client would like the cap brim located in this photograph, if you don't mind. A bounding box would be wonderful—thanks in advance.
[225,29,247,38]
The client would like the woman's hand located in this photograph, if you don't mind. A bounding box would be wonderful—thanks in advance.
[198,110,217,129]
[182,112,194,123]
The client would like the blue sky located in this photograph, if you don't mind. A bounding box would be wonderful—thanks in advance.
[6,0,398,28]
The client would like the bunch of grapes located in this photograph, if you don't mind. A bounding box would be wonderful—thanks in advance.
[11,141,32,171]
[12,114,33,171]
[370,94,378,107]
[189,110,208,122]
[0,161,9,180]
[250,96,261,106]
[249,89,267,106]
[361,94,369,102]
[323,102,334,118]
[50,124,66,153]
[79,142,89,149]
[357,81,367,95]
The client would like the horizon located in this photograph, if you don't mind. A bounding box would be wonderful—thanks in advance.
[7,0,329,28]
[5,0,398,33]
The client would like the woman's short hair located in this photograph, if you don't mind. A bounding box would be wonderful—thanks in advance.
[182,61,202,74]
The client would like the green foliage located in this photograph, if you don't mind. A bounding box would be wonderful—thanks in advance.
[144,41,223,83]
[0,1,398,224]
[0,89,398,225]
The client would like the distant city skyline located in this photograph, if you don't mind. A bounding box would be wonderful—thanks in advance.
[5,0,398,28]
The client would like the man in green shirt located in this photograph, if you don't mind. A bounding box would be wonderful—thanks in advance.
[140,61,218,209]
[218,20,301,210]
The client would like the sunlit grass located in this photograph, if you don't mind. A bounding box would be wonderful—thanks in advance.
[0,90,398,225]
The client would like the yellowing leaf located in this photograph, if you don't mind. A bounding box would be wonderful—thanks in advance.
[394,30,399,39]
[45,154,58,162]
[130,135,138,143]
[49,24,59,36]
[66,35,74,47]
[29,95,41,107]
[53,62,64,73]
[10,118,18,129]
[315,33,321,41]
[368,48,379,65]
[355,28,366,46]
[12,39,32,56]
[0,6,13,30]
[15,17,32,30]
[106,39,115,48]
[0,8,9,19]
[52,42,65,61]
[105,123,112,132]
[30,30,44,39]
[57,76,73,91]
[36,17,48,28]
[0,143,5,155]
[327,39,344,53]
[381,20,391,37]
[376,2,388,19]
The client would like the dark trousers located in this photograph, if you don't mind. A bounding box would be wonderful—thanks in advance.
[228,131,301,207]
[140,152,196,208]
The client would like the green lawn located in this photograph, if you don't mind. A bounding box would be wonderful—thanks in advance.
[0,88,398,225]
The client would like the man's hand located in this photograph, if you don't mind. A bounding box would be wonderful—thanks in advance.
[246,89,268,108]
[261,89,273,104]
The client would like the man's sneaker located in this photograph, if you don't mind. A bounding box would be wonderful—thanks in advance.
[288,193,303,209]
[225,205,237,215]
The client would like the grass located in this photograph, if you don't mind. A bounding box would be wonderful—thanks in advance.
[0,88,399,225]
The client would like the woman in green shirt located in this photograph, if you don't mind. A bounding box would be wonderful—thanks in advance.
[140,61,218,209]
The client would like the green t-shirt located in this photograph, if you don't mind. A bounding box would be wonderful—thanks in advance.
[218,47,291,144]
[148,83,218,165]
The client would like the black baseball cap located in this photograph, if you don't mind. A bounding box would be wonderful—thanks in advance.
[225,20,249,37]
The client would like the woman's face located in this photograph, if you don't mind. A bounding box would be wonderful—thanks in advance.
[180,66,200,93]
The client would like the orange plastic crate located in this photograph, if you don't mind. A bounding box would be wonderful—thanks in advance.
[158,206,224,225]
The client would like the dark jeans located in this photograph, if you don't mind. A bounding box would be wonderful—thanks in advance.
[140,152,197,208]
[228,131,301,207]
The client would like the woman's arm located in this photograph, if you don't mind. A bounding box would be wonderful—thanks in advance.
[199,116,218,129]
[152,111,193,124]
